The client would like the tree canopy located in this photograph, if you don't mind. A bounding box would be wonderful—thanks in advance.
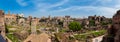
[68,21,82,31]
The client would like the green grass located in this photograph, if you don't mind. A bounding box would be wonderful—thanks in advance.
[74,30,106,41]
[6,25,14,28]
[6,34,19,42]
[59,29,67,32]
[36,26,40,29]
[6,25,17,28]
[92,30,106,37]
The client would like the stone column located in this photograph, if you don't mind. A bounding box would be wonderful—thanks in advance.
[31,19,37,34]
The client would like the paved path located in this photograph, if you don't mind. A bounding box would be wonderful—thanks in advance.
[92,35,104,42]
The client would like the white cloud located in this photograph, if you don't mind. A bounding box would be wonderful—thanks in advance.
[16,0,28,6]
[97,0,112,3]
[97,7,117,17]
[28,0,69,15]
[114,0,120,9]
[50,6,117,18]
[47,0,69,8]
[90,0,113,6]
[35,0,69,9]
[16,0,120,18]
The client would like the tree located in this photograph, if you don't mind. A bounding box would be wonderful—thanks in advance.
[68,21,82,31]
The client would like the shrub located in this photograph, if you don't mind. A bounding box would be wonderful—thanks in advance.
[69,21,82,31]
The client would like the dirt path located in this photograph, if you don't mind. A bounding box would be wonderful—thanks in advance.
[92,35,104,42]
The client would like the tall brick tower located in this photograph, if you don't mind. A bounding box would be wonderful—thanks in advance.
[0,10,5,38]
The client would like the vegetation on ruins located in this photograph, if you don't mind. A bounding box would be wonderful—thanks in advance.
[5,24,17,33]
[6,25,14,28]
[89,20,95,26]
[7,34,19,42]
[74,30,106,41]
[59,29,67,32]
[101,21,109,26]
[68,21,82,31]
[5,24,9,33]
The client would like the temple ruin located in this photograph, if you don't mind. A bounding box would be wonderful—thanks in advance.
[102,10,120,42]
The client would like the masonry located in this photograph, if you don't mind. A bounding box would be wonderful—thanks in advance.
[4,10,17,24]
[101,10,120,42]
[0,10,6,39]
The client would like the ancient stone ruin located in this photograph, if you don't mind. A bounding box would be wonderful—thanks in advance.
[102,10,120,42]
[0,10,5,38]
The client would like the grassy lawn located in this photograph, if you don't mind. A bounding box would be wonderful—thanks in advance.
[74,30,106,41]
[6,34,19,42]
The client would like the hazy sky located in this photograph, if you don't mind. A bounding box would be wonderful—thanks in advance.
[0,0,120,18]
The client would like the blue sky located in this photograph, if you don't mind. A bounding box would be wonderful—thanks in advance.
[0,0,120,18]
